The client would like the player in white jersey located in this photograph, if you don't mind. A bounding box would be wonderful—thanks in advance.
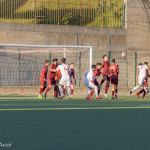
[130,63,148,94]
[136,62,149,99]
[56,58,71,99]
[84,65,102,99]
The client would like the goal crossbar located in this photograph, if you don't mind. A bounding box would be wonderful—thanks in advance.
[0,43,93,69]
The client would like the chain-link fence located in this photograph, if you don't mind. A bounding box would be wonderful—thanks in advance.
[93,50,150,96]
[0,44,149,97]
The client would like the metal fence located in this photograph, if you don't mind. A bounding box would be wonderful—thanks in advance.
[0,0,125,28]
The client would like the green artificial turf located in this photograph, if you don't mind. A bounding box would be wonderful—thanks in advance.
[0,96,150,150]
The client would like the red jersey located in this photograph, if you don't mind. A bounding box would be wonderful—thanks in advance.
[110,64,119,77]
[145,69,150,81]
[100,61,110,75]
[49,64,58,78]
[95,68,101,77]
[40,66,48,80]
[70,68,75,80]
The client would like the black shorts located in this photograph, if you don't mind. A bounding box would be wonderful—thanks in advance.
[111,75,118,85]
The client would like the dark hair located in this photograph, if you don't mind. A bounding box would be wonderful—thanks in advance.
[91,65,96,69]
[61,58,66,63]
[53,58,58,62]
[70,63,74,65]
[45,60,49,64]
[111,59,115,63]
[103,55,107,59]
[139,63,143,66]
[97,63,102,66]
[144,62,148,65]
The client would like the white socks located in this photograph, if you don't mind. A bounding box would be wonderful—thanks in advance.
[59,86,63,97]
[132,85,140,92]
[94,86,98,97]
[68,86,71,98]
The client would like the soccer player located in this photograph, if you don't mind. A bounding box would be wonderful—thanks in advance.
[100,55,110,98]
[38,60,49,99]
[89,63,102,99]
[130,63,148,95]
[63,63,76,98]
[44,58,58,99]
[56,58,71,99]
[84,65,102,99]
[136,62,149,99]
[110,59,119,99]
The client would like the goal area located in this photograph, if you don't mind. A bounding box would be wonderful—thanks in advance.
[0,44,92,97]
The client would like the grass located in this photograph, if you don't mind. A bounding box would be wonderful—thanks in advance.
[0,96,150,150]
[0,0,124,27]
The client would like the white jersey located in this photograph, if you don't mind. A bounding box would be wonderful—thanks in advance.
[137,65,147,79]
[84,70,96,88]
[84,72,89,84]
[57,64,70,78]
[87,70,96,82]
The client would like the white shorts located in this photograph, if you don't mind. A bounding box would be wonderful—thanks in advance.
[138,77,145,85]
[59,75,71,86]
[85,81,96,89]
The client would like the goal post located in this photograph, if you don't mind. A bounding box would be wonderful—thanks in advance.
[0,44,92,97]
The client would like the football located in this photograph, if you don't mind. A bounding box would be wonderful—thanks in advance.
[122,52,126,58]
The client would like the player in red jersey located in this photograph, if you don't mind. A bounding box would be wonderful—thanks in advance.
[63,63,76,98]
[38,60,49,99]
[110,59,119,99]
[100,55,110,98]
[44,58,58,99]
[136,62,149,99]
[89,63,103,99]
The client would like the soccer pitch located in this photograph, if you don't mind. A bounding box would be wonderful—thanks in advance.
[0,96,150,150]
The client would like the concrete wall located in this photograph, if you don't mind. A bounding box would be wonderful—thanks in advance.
[127,0,150,88]
[127,0,150,51]
[0,23,127,53]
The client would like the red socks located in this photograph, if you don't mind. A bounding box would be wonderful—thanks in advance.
[39,88,43,94]
[89,90,95,97]
[112,91,114,96]
[143,90,146,97]
[98,89,100,96]
[54,86,57,96]
[138,89,144,94]
[105,86,109,93]
[71,89,74,95]
[63,88,65,94]
[45,87,51,94]
[100,79,105,86]
[115,89,118,95]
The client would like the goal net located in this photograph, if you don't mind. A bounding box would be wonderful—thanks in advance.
[0,44,92,97]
